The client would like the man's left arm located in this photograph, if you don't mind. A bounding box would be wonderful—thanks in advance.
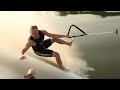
[42,30,69,38]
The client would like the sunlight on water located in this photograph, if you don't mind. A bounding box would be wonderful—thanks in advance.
[0,11,55,48]
[0,11,92,79]
[49,38,95,76]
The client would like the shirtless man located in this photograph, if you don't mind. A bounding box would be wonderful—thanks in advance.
[20,26,74,71]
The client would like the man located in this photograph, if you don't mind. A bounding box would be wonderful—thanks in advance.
[20,26,75,71]
[24,68,35,79]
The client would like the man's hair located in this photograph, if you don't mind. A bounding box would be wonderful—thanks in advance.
[24,74,35,79]
[30,26,38,30]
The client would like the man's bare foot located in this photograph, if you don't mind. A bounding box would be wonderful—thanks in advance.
[69,38,75,46]
[59,66,70,72]
[63,68,70,72]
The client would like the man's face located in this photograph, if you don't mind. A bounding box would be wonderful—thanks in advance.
[30,29,39,39]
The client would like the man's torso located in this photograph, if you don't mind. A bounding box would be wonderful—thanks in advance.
[29,30,45,51]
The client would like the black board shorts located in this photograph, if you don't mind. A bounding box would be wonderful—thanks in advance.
[34,39,53,57]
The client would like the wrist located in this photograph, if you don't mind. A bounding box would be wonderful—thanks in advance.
[64,35,67,37]
[21,52,24,55]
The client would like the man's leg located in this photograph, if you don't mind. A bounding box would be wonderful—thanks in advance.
[50,38,75,46]
[52,51,67,70]
[40,39,71,71]
[34,49,66,70]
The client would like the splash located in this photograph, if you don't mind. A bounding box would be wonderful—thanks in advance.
[49,37,95,77]
[0,47,89,79]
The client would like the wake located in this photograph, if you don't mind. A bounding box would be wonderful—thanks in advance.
[0,46,91,79]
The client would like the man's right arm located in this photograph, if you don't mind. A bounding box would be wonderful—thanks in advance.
[21,42,30,55]
[20,41,31,60]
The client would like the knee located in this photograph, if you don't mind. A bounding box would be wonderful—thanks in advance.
[52,38,58,42]
[52,51,59,57]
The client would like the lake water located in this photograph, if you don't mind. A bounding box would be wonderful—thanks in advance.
[0,11,120,79]
[55,11,120,79]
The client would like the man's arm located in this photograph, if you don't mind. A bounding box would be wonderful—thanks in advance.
[20,41,30,60]
[21,42,30,55]
[42,30,68,38]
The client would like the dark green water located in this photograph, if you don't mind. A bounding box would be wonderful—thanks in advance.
[55,11,120,79]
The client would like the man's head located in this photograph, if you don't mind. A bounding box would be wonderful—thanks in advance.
[30,26,39,39]
[24,74,35,79]
[23,68,36,79]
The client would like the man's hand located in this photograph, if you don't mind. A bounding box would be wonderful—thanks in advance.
[20,55,26,60]
[66,34,70,38]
